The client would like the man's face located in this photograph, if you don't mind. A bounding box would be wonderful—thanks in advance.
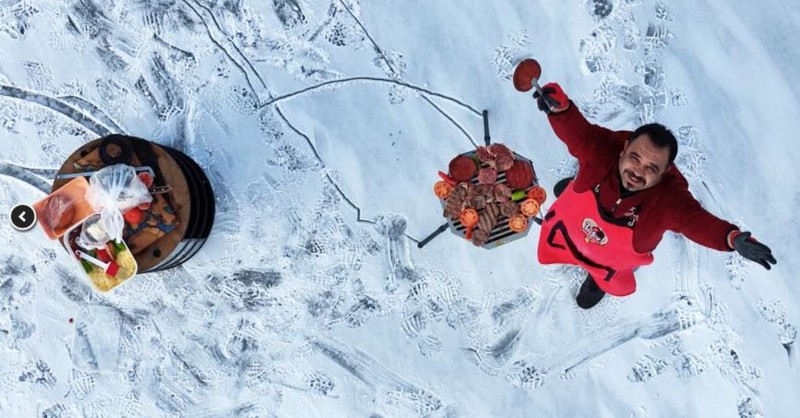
[618,134,671,192]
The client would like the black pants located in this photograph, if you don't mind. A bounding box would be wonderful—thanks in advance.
[554,177,574,198]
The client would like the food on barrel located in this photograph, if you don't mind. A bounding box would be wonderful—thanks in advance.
[508,214,529,233]
[123,207,144,225]
[449,155,478,182]
[527,186,547,204]
[493,183,513,203]
[478,167,497,185]
[64,219,138,293]
[434,180,453,199]
[471,229,490,246]
[477,202,501,233]
[43,195,75,231]
[87,246,137,292]
[81,214,110,244]
[505,159,535,190]
[34,177,97,240]
[520,199,540,217]
[138,172,154,188]
[500,200,520,218]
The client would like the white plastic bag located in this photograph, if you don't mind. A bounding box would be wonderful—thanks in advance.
[80,164,152,247]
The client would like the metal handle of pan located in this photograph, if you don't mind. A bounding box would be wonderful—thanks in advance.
[417,222,450,248]
[530,77,559,113]
[483,110,491,146]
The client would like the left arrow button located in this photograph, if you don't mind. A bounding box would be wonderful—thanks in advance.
[10,204,36,231]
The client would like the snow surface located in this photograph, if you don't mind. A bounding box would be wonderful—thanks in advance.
[0,0,798,417]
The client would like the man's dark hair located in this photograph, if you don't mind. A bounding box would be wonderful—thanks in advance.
[630,123,678,166]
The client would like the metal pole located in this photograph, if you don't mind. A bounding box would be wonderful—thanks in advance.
[482,110,491,146]
[417,222,449,248]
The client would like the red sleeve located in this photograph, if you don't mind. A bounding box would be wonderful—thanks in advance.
[546,101,630,165]
[666,181,739,251]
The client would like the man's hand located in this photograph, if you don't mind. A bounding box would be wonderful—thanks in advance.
[532,82,570,114]
[730,231,777,270]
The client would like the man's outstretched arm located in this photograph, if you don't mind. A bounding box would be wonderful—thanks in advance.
[669,187,739,251]
[534,83,630,164]
[669,187,777,269]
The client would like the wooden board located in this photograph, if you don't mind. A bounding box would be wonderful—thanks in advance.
[53,138,191,272]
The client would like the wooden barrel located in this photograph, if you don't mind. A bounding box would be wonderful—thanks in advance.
[53,136,215,273]
[148,146,215,271]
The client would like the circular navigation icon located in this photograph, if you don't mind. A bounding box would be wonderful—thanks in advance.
[10,204,37,231]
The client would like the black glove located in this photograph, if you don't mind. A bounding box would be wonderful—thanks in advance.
[733,231,777,270]
[532,82,569,114]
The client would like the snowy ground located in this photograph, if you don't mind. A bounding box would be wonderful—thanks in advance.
[1,0,798,417]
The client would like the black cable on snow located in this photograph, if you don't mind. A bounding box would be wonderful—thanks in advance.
[261,76,482,117]
[0,84,112,137]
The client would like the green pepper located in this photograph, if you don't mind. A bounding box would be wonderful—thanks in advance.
[80,259,95,274]
[511,190,527,201]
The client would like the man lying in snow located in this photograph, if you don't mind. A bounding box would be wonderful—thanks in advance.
[528,82,776,309]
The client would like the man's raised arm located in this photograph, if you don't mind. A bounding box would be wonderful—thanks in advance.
[533,83,630,164]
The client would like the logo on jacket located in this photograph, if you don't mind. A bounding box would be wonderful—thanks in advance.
[624,206,640,227]
[582,218,608,245]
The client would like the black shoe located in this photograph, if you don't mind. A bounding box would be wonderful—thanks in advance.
[576,275,605,309]
[553,176,575,198]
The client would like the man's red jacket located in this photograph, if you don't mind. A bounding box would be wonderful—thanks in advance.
[547,102,738,254]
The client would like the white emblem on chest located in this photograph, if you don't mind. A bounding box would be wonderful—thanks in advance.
[582,218,609,245]
[623,206,640,227]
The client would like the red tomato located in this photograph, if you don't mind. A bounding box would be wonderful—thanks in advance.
[138,172,154,188]
[459,208,479,227]
[433,181,453,199]
[123,207,144,224]
[96,249,111,263]
[508,214,529,233]
[520,199,540,217]
[527,186,547,205]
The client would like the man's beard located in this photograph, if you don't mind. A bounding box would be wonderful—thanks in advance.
[622,170,645,190]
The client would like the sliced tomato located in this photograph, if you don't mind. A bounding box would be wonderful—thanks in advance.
[520,199,540,217]
[459,208,479,227]
[527,186,547,204]
[508,214,529,233]
[434,181,453,199]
